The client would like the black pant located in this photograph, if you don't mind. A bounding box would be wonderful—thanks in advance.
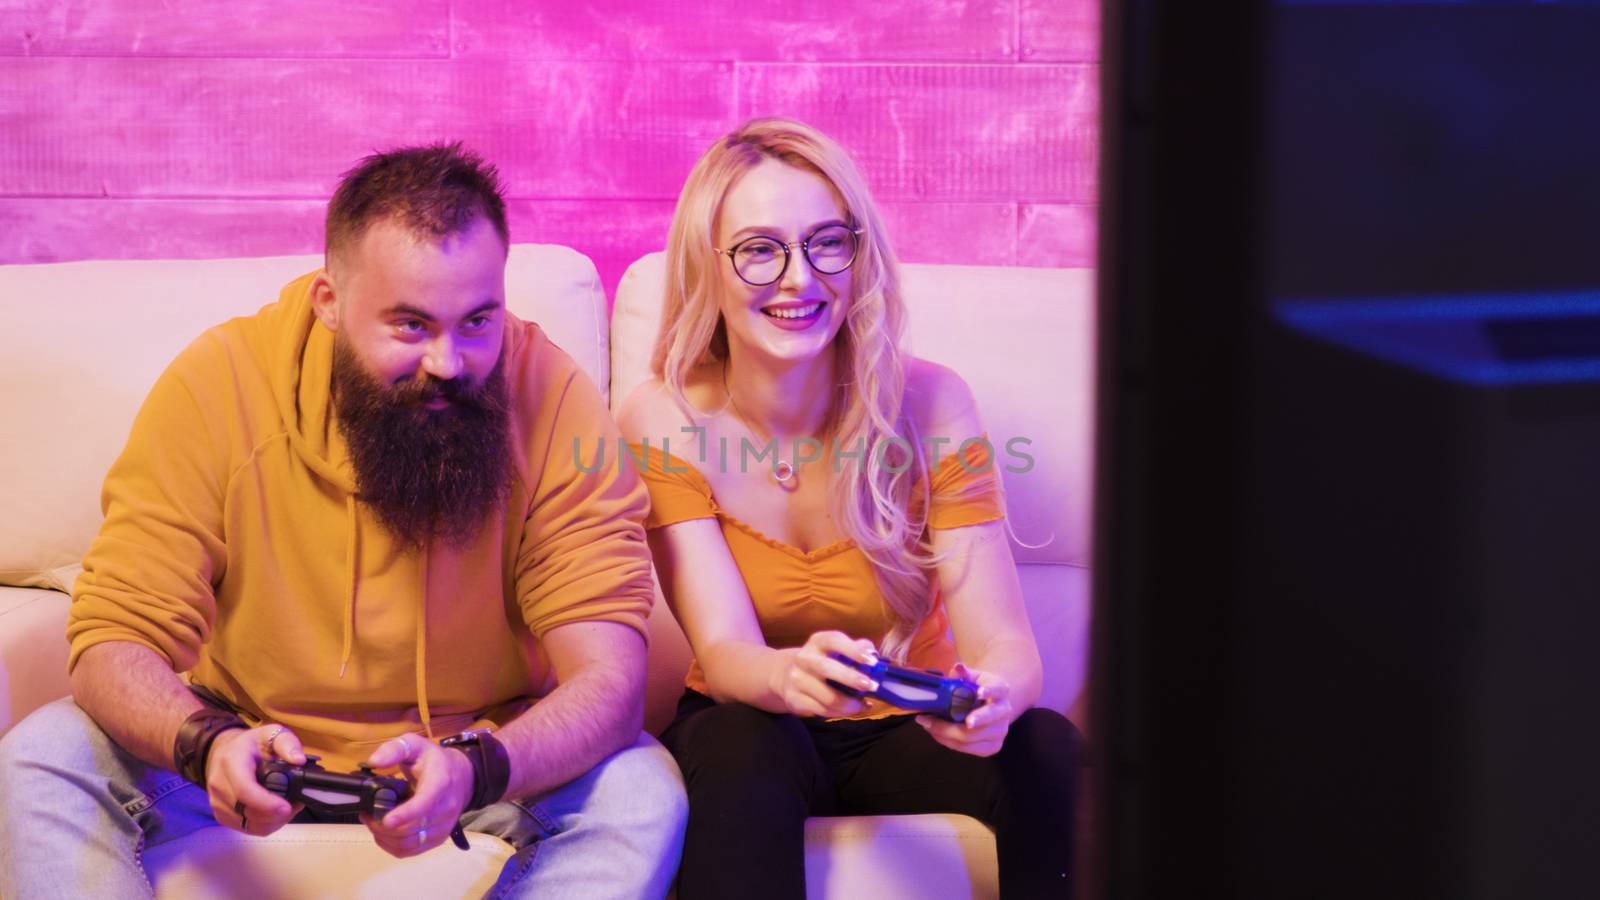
[659,690,1080,899]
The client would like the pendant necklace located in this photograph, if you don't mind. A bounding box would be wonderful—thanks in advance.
[723,362,799,489]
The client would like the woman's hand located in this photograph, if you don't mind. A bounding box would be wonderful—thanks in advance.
[771,631,880,718]
[916,663,1017,757]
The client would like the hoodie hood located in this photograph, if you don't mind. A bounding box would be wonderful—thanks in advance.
[261,272,437,734]
[267,272,357,495]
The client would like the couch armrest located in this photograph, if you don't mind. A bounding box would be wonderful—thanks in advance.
[0,587,72,739]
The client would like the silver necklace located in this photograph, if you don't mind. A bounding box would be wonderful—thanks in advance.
[722,363,799,488]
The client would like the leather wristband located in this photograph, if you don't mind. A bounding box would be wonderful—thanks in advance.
[173,708,247,787]
[440,728,511,812]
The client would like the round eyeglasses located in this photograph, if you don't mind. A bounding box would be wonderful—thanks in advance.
[714,224,864,287]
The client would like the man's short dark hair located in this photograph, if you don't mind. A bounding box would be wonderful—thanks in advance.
[325,142,509,265]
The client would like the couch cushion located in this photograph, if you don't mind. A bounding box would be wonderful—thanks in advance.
[144,823,514,898]
[0,586,71,739]
[610,253,1095,569]
[0,246,608,591]
[1020,562,1092,722]
[804,814,998,900]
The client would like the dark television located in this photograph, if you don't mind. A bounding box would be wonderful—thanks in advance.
[1094,2,1600,897]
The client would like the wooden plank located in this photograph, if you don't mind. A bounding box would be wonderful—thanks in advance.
[0,0,448,58]
[1020,0,1101,62]
[505,198,677,306]
[1018,203,1097,268]
[458,61,734,199]
[0,198,325,264]
[0,197,679,308]
[0,59,733,199]
[878,202,1017,267]
[452,0,1015,61]
[735,63,1099,203]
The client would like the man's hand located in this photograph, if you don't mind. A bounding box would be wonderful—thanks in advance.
[206,725,307,835]
[360,735,476,858]
[915,663,1017,758]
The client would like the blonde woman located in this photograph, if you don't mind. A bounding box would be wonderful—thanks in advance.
[618,118,1078,897]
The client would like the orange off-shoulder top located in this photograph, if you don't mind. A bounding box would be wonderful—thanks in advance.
[630,438,1006,719]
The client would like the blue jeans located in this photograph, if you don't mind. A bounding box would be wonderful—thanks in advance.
[0,698,687,899]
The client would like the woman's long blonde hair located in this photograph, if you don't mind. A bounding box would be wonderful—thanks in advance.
[651,117,938,661]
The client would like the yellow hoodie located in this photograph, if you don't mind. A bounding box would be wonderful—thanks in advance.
[67,272,655,770]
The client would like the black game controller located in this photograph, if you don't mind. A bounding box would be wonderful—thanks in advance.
[257,755,413,817]
[827,653,984,723]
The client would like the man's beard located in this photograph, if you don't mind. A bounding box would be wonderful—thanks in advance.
[331,336,512,551]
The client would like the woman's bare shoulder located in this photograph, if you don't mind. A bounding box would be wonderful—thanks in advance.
[903,356,983,440]
[615,365,724,445]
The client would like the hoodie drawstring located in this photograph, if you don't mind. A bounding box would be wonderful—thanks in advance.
[335,496,433,737]
[416,550,433,738]
[338,496,357,679]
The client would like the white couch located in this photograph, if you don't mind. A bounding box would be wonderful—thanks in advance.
[0,246,1093,898]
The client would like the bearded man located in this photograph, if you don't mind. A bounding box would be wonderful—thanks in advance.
[0,144,687,898]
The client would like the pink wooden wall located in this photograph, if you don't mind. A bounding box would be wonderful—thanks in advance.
[0,1,1099,298]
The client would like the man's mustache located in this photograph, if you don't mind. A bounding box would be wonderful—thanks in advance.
[391,374,480,406]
